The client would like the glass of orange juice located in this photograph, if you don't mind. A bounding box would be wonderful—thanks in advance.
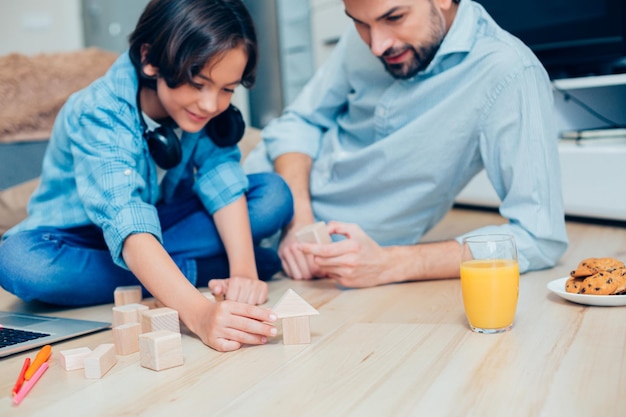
[460,234,519,334]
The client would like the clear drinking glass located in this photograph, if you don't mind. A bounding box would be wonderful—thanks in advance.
[460,234,519,334]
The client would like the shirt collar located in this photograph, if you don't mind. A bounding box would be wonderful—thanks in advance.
[437,0,477,57]
[411,0,477,78]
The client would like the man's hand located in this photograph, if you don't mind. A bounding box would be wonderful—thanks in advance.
[297,221,394,288]
[278,224,326,280]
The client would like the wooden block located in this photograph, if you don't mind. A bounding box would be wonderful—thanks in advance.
[84,344,117,379]
[140,297,164,309]
[112,322,141,355]
[295,221,332,244]
[200,291,216,302]
[272,289,320,319]
[272,289,319,345]
[114,285,143,306]
[282,316,311,344]
[59,347,92,371]
[139,330,184,371]
[141,307,180,334]
[112,303,149,327]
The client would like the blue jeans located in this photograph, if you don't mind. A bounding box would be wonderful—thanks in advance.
[0,173,293,306]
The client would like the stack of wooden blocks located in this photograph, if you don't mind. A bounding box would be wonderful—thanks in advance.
[58,285,184,379]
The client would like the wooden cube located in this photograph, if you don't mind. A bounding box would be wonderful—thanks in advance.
[295,221,332,244]
[141,307,180,334]
[59,347,92,371]
[114,285,143,306]
[112,303,149,327]
[113,322,141,355]
[139,330,184,371]
[84,344,117,379]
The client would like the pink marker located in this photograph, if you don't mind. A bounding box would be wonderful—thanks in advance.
[13,361,49,405]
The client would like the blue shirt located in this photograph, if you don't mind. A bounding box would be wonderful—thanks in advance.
[244,0,568,273]
[4,52,249,269]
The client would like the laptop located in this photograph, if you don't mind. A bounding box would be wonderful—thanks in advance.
[0,311,110,358]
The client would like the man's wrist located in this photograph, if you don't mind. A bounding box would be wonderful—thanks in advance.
[381,245,425,284]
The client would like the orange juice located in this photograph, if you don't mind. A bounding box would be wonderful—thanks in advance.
[460,259,519,330]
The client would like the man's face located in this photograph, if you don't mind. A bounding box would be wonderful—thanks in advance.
[344,0,449,79]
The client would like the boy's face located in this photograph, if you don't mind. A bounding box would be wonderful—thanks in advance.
[144,46,247,133]
[343,0,452,79]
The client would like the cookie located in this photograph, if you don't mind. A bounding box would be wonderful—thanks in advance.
[565,276,586,294]
[610,268,626,295]
[579,270,620,295]
[570,257,625,278]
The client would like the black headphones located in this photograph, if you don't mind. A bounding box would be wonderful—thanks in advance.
[138,95,246,170]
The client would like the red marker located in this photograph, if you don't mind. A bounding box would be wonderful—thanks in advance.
[11,357,30,397]
[13,362,49,405]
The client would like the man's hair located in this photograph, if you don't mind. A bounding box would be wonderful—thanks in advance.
[453,0,460,3]
[129,0,257,89]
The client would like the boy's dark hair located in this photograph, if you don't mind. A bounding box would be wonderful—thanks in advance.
[129,0,257,89]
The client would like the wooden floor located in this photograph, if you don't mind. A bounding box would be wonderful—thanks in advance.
[0,207,625,416]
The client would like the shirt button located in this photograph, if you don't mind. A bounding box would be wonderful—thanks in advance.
[376,107,386,117]
[124,169,131,176]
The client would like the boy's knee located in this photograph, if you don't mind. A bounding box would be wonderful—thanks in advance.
[0,233,60,303]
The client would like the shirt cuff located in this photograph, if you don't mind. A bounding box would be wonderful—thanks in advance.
[262,116,323,161]
[194,161,249,214]
[102,204,162,269]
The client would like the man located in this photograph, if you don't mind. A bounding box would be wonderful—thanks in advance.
[244,0,568,287]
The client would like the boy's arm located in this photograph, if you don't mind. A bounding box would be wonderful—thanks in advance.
[213,195,257,279]
[212,195,268,305]
[122,232,276,351]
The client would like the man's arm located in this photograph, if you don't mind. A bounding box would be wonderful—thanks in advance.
[274,153,315,233]
[274,153,323,280]
[468,64,567,272]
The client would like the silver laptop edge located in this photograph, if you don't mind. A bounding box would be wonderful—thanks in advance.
[0,311,111,358]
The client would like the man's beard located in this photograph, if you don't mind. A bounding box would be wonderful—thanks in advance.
[379,42,441,80]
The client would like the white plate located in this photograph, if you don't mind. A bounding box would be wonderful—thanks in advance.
[547,277,626,307]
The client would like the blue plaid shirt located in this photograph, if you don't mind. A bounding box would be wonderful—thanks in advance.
[245,0,568,273]
[4,52,248,269]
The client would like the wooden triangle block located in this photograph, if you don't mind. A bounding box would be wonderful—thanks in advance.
[272,289,319,318]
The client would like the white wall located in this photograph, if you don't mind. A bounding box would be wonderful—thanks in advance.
[0,0,83,55]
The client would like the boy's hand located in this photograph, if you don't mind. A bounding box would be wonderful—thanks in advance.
[209,276,268,305]
[190,299,278,352]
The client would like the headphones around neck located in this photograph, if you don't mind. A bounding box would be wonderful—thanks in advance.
[138,95,246,170]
